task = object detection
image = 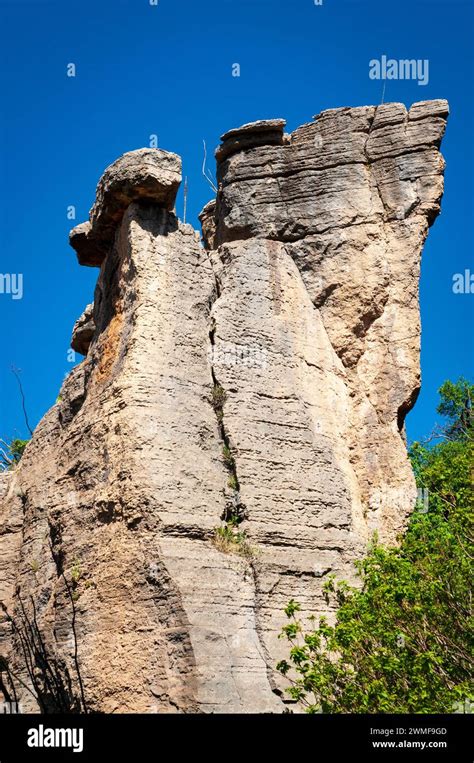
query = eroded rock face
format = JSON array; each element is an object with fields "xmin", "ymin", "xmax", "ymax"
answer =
[
  {"xmin": 0, "ymin": 101, "xmax": 448, "ymax": 713},
  {"xmin": 70, "ymin": 148, "xmax": 182, "ymax": 267},
  {"xmin": 198, "ymin": 199, "xmax": 217, "ymax": 250},
  {"xmin": 215, "ymin": 118, "xmax": 287, "ymax": 163},
  {"xmin": 71, "ymin": 303, "xmax": 95, "ymax": 356},
  {"xmin": 212, "ymin": 99, "xmax": 448, "ymax": 542}
]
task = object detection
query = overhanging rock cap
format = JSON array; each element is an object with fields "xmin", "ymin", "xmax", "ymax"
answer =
[
  {"xmin": 70, "ymin": 148, "xmax": 182, "ymax": 267},
  {"xmin": 216, "ymin": 119, "xmax": 286, "ymax": 163}
]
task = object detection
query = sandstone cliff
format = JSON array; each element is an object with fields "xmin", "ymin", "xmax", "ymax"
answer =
[{"xmin": 0, "ymin": 100, "xmax": 448, "ymax": 713}]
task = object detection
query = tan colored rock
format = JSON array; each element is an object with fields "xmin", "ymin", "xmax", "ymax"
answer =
[
  {"xmin": 198, "ymin": 199, "xmax": 217, "ymax": 250},
  {"xmin": 215, "ymin": 118, "xmax": 286, "ymax": 163},
  {"xmin": 0, "ymin": 102, "xmax": 448, "ymax": 713},
  {"xmin": 69, "ymin": 222, "xmax": 102, "ymax": 268},
  {"xmin": 408, "ymin": 98, "xmax": 450, "ymax": 121},
  {"xmin": 71, "ymin": 303, "xmax": 95, "ymax": 356},
  {"xmin": 215, "ymin": 100, "xmax": 447, "ymax": 545},
  {"xmin": 70, "ymin": 148, "xmax": 182, "ymax": 267}
]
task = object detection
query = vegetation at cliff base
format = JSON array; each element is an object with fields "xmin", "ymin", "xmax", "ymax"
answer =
[{"xmin": 277, "ymin": 378, "xmax": 473, "ymax": 713}]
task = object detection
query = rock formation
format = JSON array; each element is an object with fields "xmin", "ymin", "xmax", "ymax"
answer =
[
  {"xmin": 71, "ymin": 304, "xmax": 95, "ymax": 357},
  {"xmin": 0, "ymin": 100, "xmax": 448, "ymax": 713}
]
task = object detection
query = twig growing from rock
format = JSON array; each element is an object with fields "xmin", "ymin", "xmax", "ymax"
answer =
[{"xmin": 202, "ymin": 140, "xmax": 217, "ymax": 194}]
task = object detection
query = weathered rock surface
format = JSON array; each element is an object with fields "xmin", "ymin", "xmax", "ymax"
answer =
[
  {"xmin": 198, "ymin": 199, "xmax": 217, "ymax": 250},
  {"xmin": 0, "ymin": 101, "xmax": 448, "ymax": 713},
  {"xmin": 71, "ymin": 303, "xmax": 95, "ymax": 356},
  {"xmin": 70, "ymin": 148, "xmax": 182, "ymax": 267},
  {"xmin": 215, "ymin": 119, "xmax": 287, "ymax": 163}
]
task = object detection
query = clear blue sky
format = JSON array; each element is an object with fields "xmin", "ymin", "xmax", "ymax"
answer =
[{"xmin": 0, "ymin": 0, "xmax": 473, "ymax": 445}]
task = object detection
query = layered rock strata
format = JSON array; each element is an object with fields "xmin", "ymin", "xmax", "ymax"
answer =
[{"xmin": 0, "ymin": 100, "xmax": 448, "ymax": 713}]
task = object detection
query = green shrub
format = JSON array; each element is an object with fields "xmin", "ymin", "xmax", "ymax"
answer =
[
  {"xmin": 211, "ymin": 384, "xmax": 227, "ymax": 425},
  {"xmin": 223, "ymin": 444, "xmax": 235, "ymax": 470},
  {"xmin": 212, "ymin": 525, "xmax": 254, "ymax": 558},
  {"xmin": 227, "ymin": 474, "xmax": 238, "ymax": 491}
]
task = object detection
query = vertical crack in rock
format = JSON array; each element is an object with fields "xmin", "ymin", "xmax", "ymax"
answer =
[
  {"xmin": 208, "ymin": 257, "xmax": 246, "ymax": 526},
  {"xmin": 206, "ymin": 247, "xmax": 282, "ymax": 700},
  {"xmin": 248, "ymin": 559, "xmax": 286, "ymax": 698}
]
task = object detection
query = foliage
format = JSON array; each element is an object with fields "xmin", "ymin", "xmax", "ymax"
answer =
[
  {"xmin": 277, "ymin": 379, "xmax": 474, "ymax": 713},
  {"xmin": 227, "ymin": 474, "xmax": 238, "ymax": 491},
  {"xmin": 211, "ymin": 384, "xmax": 227, "ymax": 420},
  {"xmin": 212, "ymin": 524, "xmax": 254, "ymax": 558},
  {"xmin": 0, "ymin": 438, "xmax": 29, "ymax": 470},
  {"xmin": 223, "ymin": 444, "xmax": 235, "ymax": 470},
  {"xmin": 436, "ymin": 377, "xmax": 473, "ymax": 441},
  {"xmin": 71, "ymin": 561, "xmax": 82, "ymax": 586}
]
